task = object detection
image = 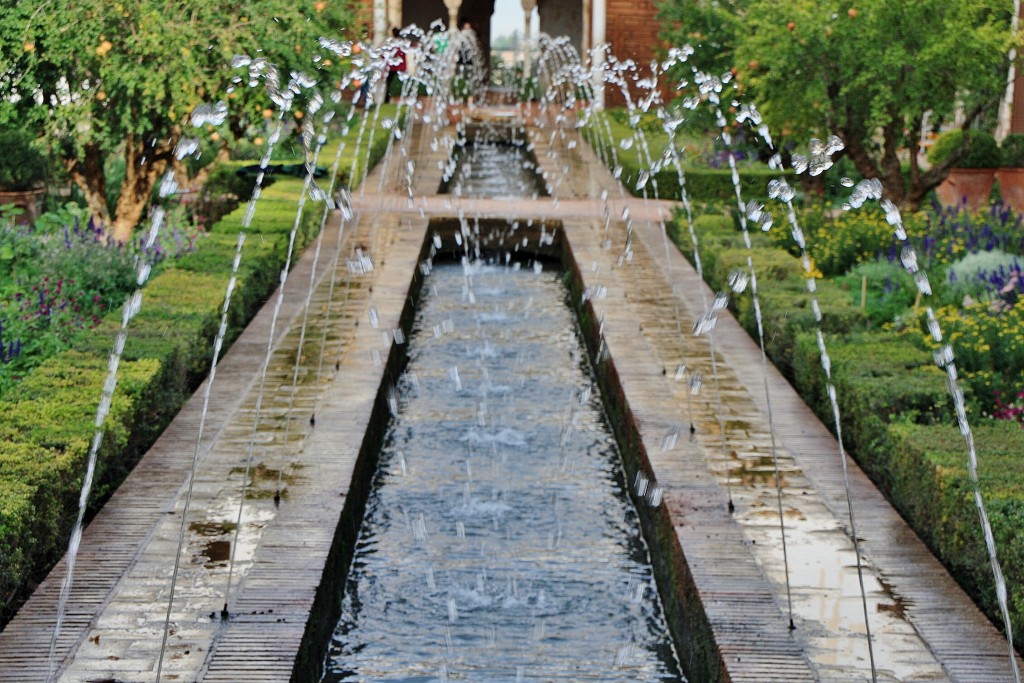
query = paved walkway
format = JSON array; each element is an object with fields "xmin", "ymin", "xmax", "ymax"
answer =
[{"xmin": 1, "ymin": 108, "xmax": 1021, "ymax": 682}]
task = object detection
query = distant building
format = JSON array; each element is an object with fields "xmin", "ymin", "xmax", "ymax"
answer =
[{"xmin": 355, "ymin": 0, "xmax": 664, "ymax": 106}]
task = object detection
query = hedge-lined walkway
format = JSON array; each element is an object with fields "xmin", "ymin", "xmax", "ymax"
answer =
[
  {"xmin": 625, "ymin": 209, "xmax": 1024, "ymax": 682},
  {"xmin": 536, "ymin": 122, "xmax": 1024, "ymax": 682},
  {"xmin": 2, "ymin": 108, "xmax": 1022, "ymax": 682},
  {"xmin": 0, "ymin": 200, "xmax": 428, "ymax": 681}
]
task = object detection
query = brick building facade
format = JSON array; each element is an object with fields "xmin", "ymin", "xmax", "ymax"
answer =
[{"xmin": 602, "ymin": 0, "xmax": 663, "ymax": 105}]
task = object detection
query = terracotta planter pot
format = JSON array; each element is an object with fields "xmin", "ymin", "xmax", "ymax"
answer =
[
  {"xmin": 934, "ymin": 168, "xmax": 996, "ymax": 212},
  {"xmin": 0, "ymin": 187, "xmax": 46, "ymax": 225},
  {"xmin": 995, "ymin": 167, "xmax": 1024, "ymax": 213}
]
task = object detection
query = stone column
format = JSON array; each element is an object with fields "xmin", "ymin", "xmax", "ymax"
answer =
[
  {"xmin": 582, "ymin": 0, "xmax": 591, "ymax": 55},
  {"xmin": 443, "ymin": 0, "xmax": 462, "ymax": 30},
  {"xmin": 590, "ymin": 0, "xmax": 606, "ymax": 110},
  {"xmin": 387, "ymin": 0, "xmax": 401, "ymax": 32},
  {"xmin": 373, "ymin": 0, "xmax": 387, "ymax": 45},
  {"xmin": 522, "ymin": 0, "xmax": 537, "ymax": 80}
]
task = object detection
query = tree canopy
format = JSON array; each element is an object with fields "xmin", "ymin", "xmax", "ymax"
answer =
[
  {"xmin": 0, "ymin": 0, "xmax": 352, "ymax": 241},
  {"xmin": 657, "ymin": 0, "xmax": 747, "ymax": 77},
  {"xmin": 658, "ymin": 0, "xmax": 1017, "ymax": 207}
]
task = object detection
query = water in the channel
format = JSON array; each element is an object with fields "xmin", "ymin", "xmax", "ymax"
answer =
[
  {"xmin": 442, "ymin": 141, "xmax": 549, "ymax": 199},
  {"xmin": 321, "ymin": 261, "xmax": 683, "ymax": 682}
]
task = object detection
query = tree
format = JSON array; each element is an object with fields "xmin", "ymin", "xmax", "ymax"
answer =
[
  {"xmin": 657, "ymin": 0, "xmax": 748, "ymax": 77},
  {"xmin": 492, "ymin": 31, "xmax": 521, "ymax": 52},
  {"xmin": 737, "ymin": 0, "xmax": 1014, "ymax": 208},
  {"xmin": 0, "ymin": 1, "xmax": 351, "ymax": 242},
  {"xmin": 656, "ymin": 0, "xmax": 1016, "ymax": 208}
]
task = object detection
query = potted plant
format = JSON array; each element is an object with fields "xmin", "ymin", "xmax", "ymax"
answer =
[
  {"xmin": 0, "ymin": 129, "xmax": 49, "ymax": 224},
  {"xmin": 997, "ymin": 133, "xmax": 1024, "ymax": 212},
  {"xmin": 931, "ymin": 129, "xmax": 1001, "ymax": 211}
]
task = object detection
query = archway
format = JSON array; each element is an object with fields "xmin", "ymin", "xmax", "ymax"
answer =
[
  {"xmin": 399, "ymin": 0, "xmax": 496, "ymax": 58},
  {"xmin": 374, "ymin": 0, "xmax": 662, "ymax": 106},
  {"xmin": 392, "ymin": 0, "xmax": 590, "ymax": 59}
]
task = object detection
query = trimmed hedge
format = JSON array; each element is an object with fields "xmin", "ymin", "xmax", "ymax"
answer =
[
  {"xmin": 0, "ymin": 354, "xmax": 162, "ymax": 602},
  {"xmin": 581, "ymin": 111, "xmax": 795, "ymax": 203},
  {"xmin": 887, "ymin": 422, "xmax": 1024, "ymax": 641},
  {"xmin": 0, "ymin": 119, "xmax": 397, "ymax": 625},
  {"xmin": 614, "ymin": 157, "xmax": 795, "ymax": 203},
  {"xmin": 675, "ymin": 211, "xmax": 1024, "ymax": 651},
  {"xmin": 674, "ymin": 214, "xmax": 871, "ymax": 379},
  {"xmin": 792, "ymin": 332, "xmax": 951, "ymax": 465}
]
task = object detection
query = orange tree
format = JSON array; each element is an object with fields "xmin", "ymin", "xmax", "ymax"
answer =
[
  {"xmin": 0, "ymin": 1, "xmax": 351, "ymax": 242},
  {"xmin": 738, "ymin": 0, "xmax": 1014, "ymax": 208},
  {"xmin": 657, "ymin": 0, "xmax": 1015, "ymax": 209}
]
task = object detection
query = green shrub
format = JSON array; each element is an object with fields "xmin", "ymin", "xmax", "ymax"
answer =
[
  {"xmin": 940, "ymin": 249, "xmax": 1021, "ymax": 307},
  {"xmin": 835, "ymin": 260, "xmax": 917, "ymax": 326},
  {"xmin": 1001, "ymin": 133, "xmax": 1024, "ymax": 168},
  {"xmin": 623, "ymin": 162, "xmax": 792, "ymax": 203},
  {"xmin": 679, "ymin": 174, "xmax": 1024, "ymax": 655},
  {"xmin": 733, "ymin": 278, "xmax": 869, "ymax": 379},
  {"xmin": 209, "ymin": 163, "xmax": 265, "ymax": 203},
  {"xmin": 693, "ymin": 214, "xmax": 734, "ymax": 233},
  {"xmin": 0, "ymin": 352, "xmax": 161, "ymax": 611},
  {"xmin": 928, "ymin": 130, "xmax": 965, "ymax": 166},
  {"xmin": 582, "ymin": 109, "xmax": 789, "ymax": 202},
  {"xmin": 887, "ymin": 420, "xmax": 1024, "ymax": 650},
  {"xmin": 767, "ymin": 208, "xmax": 899, "ymax": 278},
  {"xmin": 677, "ymin": 211, "xmax": 872, "ymax": 376},
  {"xmin": 792, "ymin": 331, "xmax": 950, "ymax": 473},
  {"xmin": 928, "ymin": 129, "xmax": 1001, "ymax": 169},
  {"xmin": 0, "ymin": 480, "xmax": 36, "ymax": 603},
  {"xmin": 924, "ymin": 300, "xmax": 1024, "ymax": 407},
  {"xmin": 947, "ymin": 248, "xmax": 1020, "ymax": 283},
  {"xmin": 0, "ymin": 129, "xmax": 48, "ymax": 191},
  {"xmin": 671, "ymin": 212, "xmax": 776, "ymax": 284},
  {"xmin": 962, "ymin": 130, "xmax": 1002, "ymax": 168}
]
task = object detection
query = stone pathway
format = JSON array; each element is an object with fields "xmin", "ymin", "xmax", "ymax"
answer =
[{"xmin": 1, "ymin": 107, "xmax": 1021, "ymax": 682}]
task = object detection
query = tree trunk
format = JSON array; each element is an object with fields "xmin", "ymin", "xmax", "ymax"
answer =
[
  {"xmin": 840, "ymin": 132, "xmax": 881, "ymax": 185},
  {"xmin": 109, "ymin": 134, "xmax": 169, "ymax": 244},
  {"xmin": 901, "ymin": 117, "xmax": 927, "ymax": 210},
  {"xmin": 171, "ymin": 139, "xmax": 229, "ymax": 204},
  {"xmin": 189, "ymin": 140, "xmax": 232, "ymax": 190},
  {"xmin": 172, "ymin": 157, "xmax": 191, "ymax": 193},
  {"xmin": 66, "ymin": 143, "xmax": 111, "ymax": 229},
  {"xmin": 799, "ymin": 171, "xmax": 827, "ymax": 200},
  {"xmin": 879, "ymin": 119, "xmax": 906, "ymax": 206}
]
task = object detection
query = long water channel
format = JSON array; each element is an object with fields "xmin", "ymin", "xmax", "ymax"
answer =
[{"xmin": 321, "ymin": 259, "xmax": 683, "ymax": 681}]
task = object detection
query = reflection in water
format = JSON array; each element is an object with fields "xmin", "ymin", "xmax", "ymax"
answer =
[{"xmin": 322, "ymin": 263, "xmax": 682, "ymax": 682}]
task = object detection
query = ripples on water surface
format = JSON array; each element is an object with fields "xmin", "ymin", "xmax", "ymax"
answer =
[
  {"xmin": 322, "ymin": 262, "xmax": 683, "ymax": 682},
  {"xmin": 443, "ymin": 142, "xmax": 548, "ymax": 199}
]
